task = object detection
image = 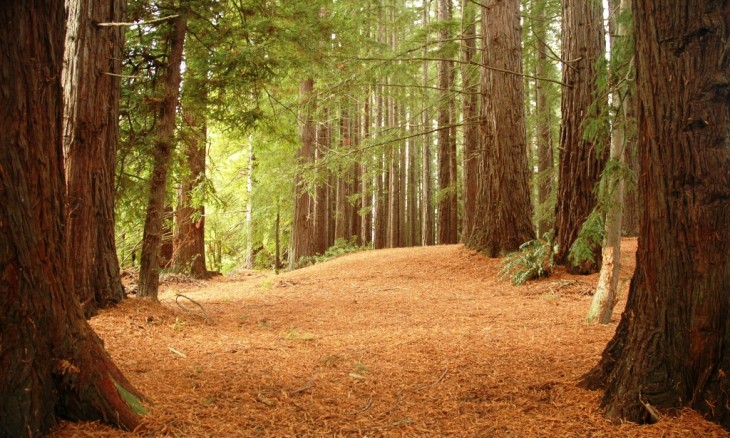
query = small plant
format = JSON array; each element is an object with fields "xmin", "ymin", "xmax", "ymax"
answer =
[
  {"xmin": 170, "ymin": 317, "xmax": 186, "ymax": 331},
  {"xmin": 259, "ymin": 279, "xmax": 274, "ymax": 290},
  {"xmin": 283, "ymin": 325, "xmax": 315, "ymax": 341},
  {"xmin": 500, "ymin": 231, "xmax": 557, "ymax": 285}
]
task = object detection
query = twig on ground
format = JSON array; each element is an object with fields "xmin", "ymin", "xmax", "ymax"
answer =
[
  {"xmin": 413, "ymin": 367, "xmax": 449, "ymax": 392},
  {"xmin": 175, "ymin": 293, "xmax": 210, "ymax": 323},
  {"xmin": 348, "ymin": 396, "xmax": 373, "ymax": 416}
]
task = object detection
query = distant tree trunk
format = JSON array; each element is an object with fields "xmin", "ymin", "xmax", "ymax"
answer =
[
  {"xmin": 172, "ymin": 41, "xmax": 208, "ymax": 279},
  {"xmin": 554, "ymin": 0, "xmax": 607, "ymax": 274},
  {"xmin": 533, "ymin": 0, "xmax": 555, "ymax": 238},
  {"xmin": 387, "ymin": 100, "xmax": 402, "ymax": 248},
  {"xmin": 335, "ymin": 106, "xmax": 350, "ymax": 241},
  {"xmin": 138, "ymin": 15, "xmax": 187, "ymax": 300},
  {"xmin": 580, "ymin": 0, "xmax": 730, "ymax": 426},
  {"xmin": 172, "ymin": 111, "xmax": 208, "ymax": 278},
  {"xmin": 314, "ymin": 109, "xmax": 331, "ymax": 254},
  {"xmin": 62, "ymin": 0, "xmax": 126, "ymax": 317},
  {"xmin": 467, "ymin": 0, "xmax": 535, "ymax": 256},
  {"xmin": 437, "ymin": 0, "xmax": 458, "ymax": 244},
  {"xmin": 0, "ymin": 2, "xmax": 146, "ymax": 434},
  {"xmin": 361, "ymin": 92, "xmax": 373, "ymax": 245},
  {"xmin": 289, "ymin": 78, "xmax": 317, "ymax": 266},
  {"xmin": 244, "ymin": 143, "xmax": 255, "ymax": 268},
  {"xmin": 460, "ymin": 0, "xmax": 480, "ymax": 242},
  {"xmin": 421, "ymin": 0, "xmax": 434, "ymax": 246},
  {"xmin": 586, "ymin": 0, "xmax": 630, "ymax": 324}
]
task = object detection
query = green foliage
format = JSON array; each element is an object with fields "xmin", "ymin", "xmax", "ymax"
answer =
[
  {"xmin": 567, "ymin": 209, "xmax": 605, "ymax": 268},
  {"xmin": 500, "ymin": 231, "xmax": 557, "ymax": 285},
  {"xmin": 296, "ymin": 236, "xmax": 368, "ymax": 269}
]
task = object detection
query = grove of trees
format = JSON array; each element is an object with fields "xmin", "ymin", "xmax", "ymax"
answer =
[{"xmin": 0, "ymin": 0, "xmax": 727, "ymax": 435}]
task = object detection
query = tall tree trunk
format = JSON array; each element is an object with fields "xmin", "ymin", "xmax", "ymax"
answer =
[
  {"xmin": 289, "ymin": 78, "xmax": 317, "ymax": 266},
  {"xmin": 554, "ymin": 0, "xmax": 607, "ymax": 274},
  {"xmin": 315, "ymin": 110, "xmax": 331, "ymax": 254},
  {"xmin": 436, "ymin": 0, "xmax": 457, "ymax": 244},
  {"xmin": 62, "ymin": 0, "xmax": 126, "ymax": 318},
  {"xmin": 622, "ymin": 93, "xmax": 639, "ymax": 237},
  {"xmin": 0, "ymin": 2, "xmax": 145, "ymax": 434},
  {"xmin": 172, "ymin": 111, "xmax": 208, "ymax": 278},
  {"xmin": 172, "ymin": 41, "xmax": 208, "ymax": 279},
  {"xmin": 361, "ymin": 92, "xmax": 373, "ymax": 245},
  {"xmin": 460, "ymin": 0, "xmax": 480, "ymax": 242},
  {"xmin": 467, "ymin": 0, "xmax": 535, "ymax": 256},
  {"xmin": 138, "ymin": 15, "xmax": 187, "ymax": 300},
  {"xmin": 580, "ymin": 0, "xmax": 730, "ymax": 426},
  {"xmin": 586, "ymin": 0, "xmax": 631, "ymax": 324},
  {"xmin": 533, "ymin": 0, "xmax": 555, "ymax": 238},
  {"xmin": 421, "ymin": 0, "xmax": 435, "ymax": 246},
  {"xmin": 244, "ymin": 143, "xmax": 255, "ymax": 268}
]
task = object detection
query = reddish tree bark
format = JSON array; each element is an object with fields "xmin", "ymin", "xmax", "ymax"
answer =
[
  {"xmin": 554, "ymin": 0, "xmax": 607, "ymax": 273},
  {"xmin": 467, "ymin": 0, "xmax": 535, "ymax": 256},
  {"xmin": 138, "ymin": 15, "xmax": 187, "ymax": 299},
  {"xmin": 62, "ymin": 0, "xmax": 126, "ymax": 317},
  {"xmin": 580, "ymin": 0, "xmax": 730, "ymax": 426},
  {"xmin": 0, "ymin": 2, "xmax": 145, "ymax": 435},
  {"xmin": 289, "ymin": 78, "xmax": 317, "ymax": 265}
]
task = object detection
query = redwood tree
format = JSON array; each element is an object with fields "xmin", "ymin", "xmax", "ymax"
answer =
[
  {"xmin": 289, "ymin": 78, "xmax": 317, "ymax": 266},
  {"xmin": 467, "ymin": 0, "xmax": 535, "ymax": 256},
  {"xmin": 581, "ymin": 0, "xmax": 730, "ymax": 426},
  {"xmin": 0, "ymin": 2, "xmax": 145, "ymax": 435},
  {"xmin": 553, "ymin": 0, "xmax": 607, "ymax": 273},
  {"xmin": 62, "ymin": 0, "xmax": 126, "ymax": 317},
  {"xmin": 138, "ymin": 14, "xmax": 187, "ymax": 300}
]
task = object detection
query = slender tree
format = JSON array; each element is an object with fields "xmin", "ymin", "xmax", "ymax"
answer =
[
  {"xmin": 460, "ymin": 0, "xmax": 480, "ymax": 242},
  {"xmin": 421, "ymin": 0, "xmax": 435, "ymax": 246},
  {"xmin": 138, "ymin": 14, "xmax": 187, "ymax": 300},
  {"xmin": 581, "ymin": 0, "xmax": 730, "ymax": 426},
  {"xmin": 0, "ymin": 2, "xmax": 146, "ymax": 434},
  {"xmin": 586, "ymin": 0, "xmax": 632, "ymax": 324},
  {"xmin": 436, "ymin": 0, "xmax": 458, "ymax": 244},
  {"xmin": 62, "ymin": 0, "xmax": 126, "ymax": 317},
  {"xmin": 467, "ymin": 0, "xmax": 535, "ymax": 256},
  {"xmin": 553, "ymin": 0, "xmax": 607, "ymax": 273}
]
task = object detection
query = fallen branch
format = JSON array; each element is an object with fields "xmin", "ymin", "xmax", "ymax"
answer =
[{"xmin": 175, "ymin": 294, "xmax": 210, "ymax": 323}]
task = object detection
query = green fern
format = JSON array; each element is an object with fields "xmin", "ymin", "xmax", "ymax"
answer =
[{"xmin": 500, "ymin": 231, "xmax": 557, "ymax": 285}]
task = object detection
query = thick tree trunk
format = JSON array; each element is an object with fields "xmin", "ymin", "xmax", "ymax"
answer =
[
  {"xmin": 0, "ymin": 2, "xmax": 145, "ymax": 435},
  {"xmin": 62, "ymin": 0, "xmax": 126, "ymax": 317},
  {"xmin": 138, "ymin": 15, "xmax": 187, "ymax": 300},
  {"xmin": 467, "ymin": 0, "xmax": 535, "ymax": 256},
  {"xmin": 289, "ymin": 78, "xmax": 317, "ymax": 266},
  {"xmin": 554, "ymin": 0, "xmax": 607, "ymax": 274},
  {"xmin": 580, "ymin": 0, "xmax": 730, "ymax": 427},
  {"xmin": 460, "ymin": 0, "xmax": 480, "ymax": 243}
]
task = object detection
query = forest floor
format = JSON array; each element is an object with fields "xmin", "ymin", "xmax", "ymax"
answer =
[{"xmin": 51, "ymin": 239, "xmax": 729, "ymax": 437}]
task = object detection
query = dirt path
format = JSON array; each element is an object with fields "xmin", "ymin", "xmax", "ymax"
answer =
[{"xmin": 52, "ymin": 240, "xmax": 728, "ymax": 437}]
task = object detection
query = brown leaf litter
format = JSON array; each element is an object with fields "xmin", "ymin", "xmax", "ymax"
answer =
[{"xmin": 50, "ymin": 239, "xmax": 729, "ymax": 437}]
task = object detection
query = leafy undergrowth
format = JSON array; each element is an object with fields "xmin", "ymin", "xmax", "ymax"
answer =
[{"xmin": 51, "ymin": 239, "xmax": 728, "ymax": 437}]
